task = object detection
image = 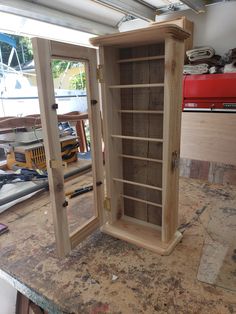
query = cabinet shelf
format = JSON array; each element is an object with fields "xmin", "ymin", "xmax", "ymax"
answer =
[
  {"xmin": 119, "ymin": 110, "xmax": 163, "ymax": 114},
  {"xmin": 121, "ymin": 194, "xmax": 162, "ymax": 208},
  {"xmin": 113, "ymin": 177, "xmax": 162, "ymax": 191},
  {"xmin": 119, "ymin": 154, "xmax": 162, "ymax": 163},
  {"xmin": 117, "ymin": 55, "xmax": 165, "ymax": 63},
  {"xmin": 111, "ymin": 135, "xmax": 163, "ymax": 142},
  {"xmin": 109, "ymin": 83, "xmax": 164, "ymax": 89}
]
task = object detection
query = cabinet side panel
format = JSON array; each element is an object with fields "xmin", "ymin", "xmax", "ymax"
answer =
[
  {"xmin": 99, "ymin": 46, "xmax": 123, "ymax": 223},
  {"xmin": 162, "ymin": 37, "xmax": 184, "ymax": 242}
]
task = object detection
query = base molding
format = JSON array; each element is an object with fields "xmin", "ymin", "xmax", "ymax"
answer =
[{"xmin": 101, "ymin": 218, "xmax": 182, "ymax": 256}]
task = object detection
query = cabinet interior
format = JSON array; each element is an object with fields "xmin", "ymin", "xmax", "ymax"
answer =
[{"xmin": 107, "ymin": 42, "xmax": 165, "ymax": 228}]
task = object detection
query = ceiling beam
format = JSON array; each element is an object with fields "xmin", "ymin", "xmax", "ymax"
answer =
[
  {"xmin": 92, "ymin": 0, "xmax": 155, "ymax": 21},
  {"xmin": 0, "ymin": 0, "xmax": 117, "ymax": 35},
  {"xmin": 181, "ymin": 0, "xmax": 206, "ymax": 13}
]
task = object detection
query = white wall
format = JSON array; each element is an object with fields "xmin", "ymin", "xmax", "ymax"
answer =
[
  {"xmin": 120, "ymin": 2, "xmax": 236, "ymax": 56},
  {"xmin": 0, "ymin": 278, "xmax": 17, "ymax": 314}
]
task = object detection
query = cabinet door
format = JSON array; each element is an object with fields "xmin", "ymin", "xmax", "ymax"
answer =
[{"xmin": 32, "ymin": 38, "xmax": 103, "ymax": 257}]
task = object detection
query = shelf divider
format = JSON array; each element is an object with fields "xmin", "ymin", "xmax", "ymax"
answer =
[
  {"xmin": 117, "ymin": 55, "xmax": 165, "ymax": 63},
  {"xmin": 109, "ymin": 83, "xmax": 164, "ymax": 89},
  {"xmin": 111, "ymin": 134, "xmax": 163, "ymax": 142},
  {"xmin": 113, "ymin": 177, "xmax": 162, "ymax": 191},
  {"xmin": 119, "ymin": 154, "xmax": 162, "ymax": 163},
  {"xmin": 118, "ymin": 110, "xmax": 163, "ymax": 114},
  {"xmin": 121, "ymin": 194, "xmax": 162, "ymax": 208}
]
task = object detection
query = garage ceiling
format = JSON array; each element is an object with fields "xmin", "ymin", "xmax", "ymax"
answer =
[{"xmin": 0, "ymin": 0, "xmax": 228, "ymax": 36}]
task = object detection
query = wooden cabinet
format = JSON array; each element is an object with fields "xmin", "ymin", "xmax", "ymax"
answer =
[
  {"xmin": 91, "ymin": 25, "xmax": 189, "ymax": 255},
  {"xmin": 32, "ymin": 25, "xmax": 189, "ymax": 257}
]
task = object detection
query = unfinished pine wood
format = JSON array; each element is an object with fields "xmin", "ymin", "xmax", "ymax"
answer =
[
  {"xmin": 92, "ymin": 25, "xmax": 189, "ymax": 254},
  {"xmin": 101, "ymin": 218, "xmax": 182, "ymax": 255},
  {"xmin": 32, "ymin": 39, "xmax": 104, "ymax": 256},
  {"xmin": 117, "ymin": 55, "xmax": 165, "ymax": 63},
  {"xmin": 90, "ymin": 24, "xmax": 189, "ymax": 47},
  {"xmin": 99, "ymin": 46, "xmax": 124, "ymax": 223},
  {"xmin": 146, "ymin": 43, "xmax": 164, "ymax": 225},
  {"xmin": 151, "ymin": 16, "xmax": 194, "ymax": 60},
  {"xmin": 181, "ymin": 112, "xmax": 236, "ymax": 166},
  {"xmin": 119, "ymin": 110, "xmax": 163, "ymax": 114},
  {"xmin": 84, "ymin": 55, "xmax": 104, "ymax": 227},
  {"xmin": 120, "ymin": 46, "xmax": 148, "ymax": 221},
  {"xmin": 32, "ymin": 38, "xmax": 71, "ymax": 257},
  {"xmin": 111, "ymin": 134, "xmax": 163, "ymax": 142},
  {"xmin": 109, "ymin": 83, "xmax": 164, "ymax": 89},
  {"xmin": 113, "ymin": 178, "xmax": 162, "ymax": 191},
  {"xmin": 70, "ymin": 217, "xmax": 99, "ymax": 249},
  {"xmin": 162, "ymin": 37, "xmax": 185, "ymax": 243},
  {"xmin": 121, "ymin": 194, "xmax": 162, "ymax": 208},
  {"xmin": 119, "ymin": 154, "xmax": 162, "ymax": 163}
]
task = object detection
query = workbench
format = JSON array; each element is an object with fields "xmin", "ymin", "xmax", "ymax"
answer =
[{"xmin": 0, "ymin": 171, "xmax": 236, "ymax": 313}]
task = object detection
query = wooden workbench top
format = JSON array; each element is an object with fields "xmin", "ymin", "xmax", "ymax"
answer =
[{"xmin": 0, "ymin": 174, "xmax": 236, "ymax": 314}]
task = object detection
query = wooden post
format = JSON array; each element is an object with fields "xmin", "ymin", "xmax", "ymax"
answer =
[
  {"xmin": 32, "ymin": 38, "xmax": 71, "ymax": 257},
  {"xmin": 162, "ymin": 36, "xmax": 185, "ymax": 243}
]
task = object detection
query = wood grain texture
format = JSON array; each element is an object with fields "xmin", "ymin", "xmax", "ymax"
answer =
[
  {"xmin": 32, "ymin": 38, "xmax": 71, "ymax": 257},
  {"xmin": 93, "ymin": 27, "xmax": 187, "ymax": 254},
  {"xmin": 84, "ymin": 53, "xmax": 104, "ymax": 227},
  {"xmin": 162, "ymin": 37, "xmax": 185, "ymax": 243},
  {"xmin": 152, "ymin": 17, "xmax": 194, "ymax": 60},
  {"xmin": 117, "ymin": 55, "xmax": 164, "ymax": 63},
  {"xmin": 32, "ymin": 39, "xmax": 104, "ymax": 256},
  {"xmin": 1, "ymin": 176, "xmax": 236, "ymax": 313},
  {"xmin": 146, "ymin": 43, "xmax": 164, "ymax": 225},
  {"xmin": 90, "ymin": 24, "xmax": 189, "ymax": 47},
  {"xmin": 99, "ymin": 46, "xmax": 124, "ymax": 223},
  {"xmin": 181, "ymin": 113, "xmax": 236, "ymax": 166},
  {"xmin": 101, "ymin": 218, "xmax": 182, "ymax": 255},
  {"xmin": 120, "ymin": 44, "xmax": 164, "ymax": 223}
]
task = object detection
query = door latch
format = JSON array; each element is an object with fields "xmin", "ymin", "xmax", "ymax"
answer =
[{"xmin": 104, "ymin": 197, "xmax": 111, "ymax": 211}]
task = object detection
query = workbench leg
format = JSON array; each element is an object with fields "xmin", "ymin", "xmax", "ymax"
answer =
[{"xmin": 16, "ymin": 291, "xmax": 48, "ymax": 314}]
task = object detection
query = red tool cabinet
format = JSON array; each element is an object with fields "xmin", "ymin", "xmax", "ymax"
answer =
[{"xmin": 182, "ymin": 73, "xmax": 236, "ymax": 112}]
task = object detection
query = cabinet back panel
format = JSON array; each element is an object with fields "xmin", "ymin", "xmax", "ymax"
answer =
[
  {"xmin": 119, "ymin": 43, "xmax": 164, "ymax": 225},
  {"xmin": 120, "ymin": 88, "xmax": 164, "ymax": 111},
  {"xmin": 119, "ymin": 43, "xmax": 164, "ymax": 59},
  {"xmin": 122, "ymin": 140, "xmax": 162, "ymax": 160},
  {"xmin": 122, "ymin": 160, "xmax": 162, "ymax": 187},
  {"xmin": 121, "ymin": 112, "xmax": 163, "ymax": 138},
  {"xmin": 120, "ymin": 60, "xmax": 164, "ymax": 85},
  {"xmin": 123, "ymin": 184, "xmax": 162, "ymax": 225}
]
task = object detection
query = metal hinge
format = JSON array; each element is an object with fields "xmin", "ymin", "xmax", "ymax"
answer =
[
  {"xmin": 104, "ymin": 197, "xmax": 111, "ymax": 211},
  {"xmin": 49, "ymin": 159, "xmax": 62, "ymax": 169},
  {"xmin": 96, "ymin": 64, "xmax": 104, "ymax": 83}
]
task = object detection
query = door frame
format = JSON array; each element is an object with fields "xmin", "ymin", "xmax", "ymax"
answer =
[{"xmin": 32, "ymin": 38, "xmax": 104, "ymax": 257}]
